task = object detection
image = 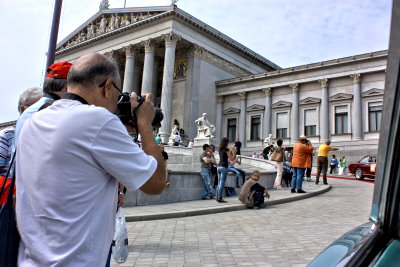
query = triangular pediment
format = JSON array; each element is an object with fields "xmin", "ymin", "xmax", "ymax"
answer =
[
  {"xmin": 362, "ymin": 88, "xmax": 384, "ymax": 98},
  {"xmin": 56, "ymin": 8, "xmax": 169, "ymax": 51},
  {"xmin": 272, "ymin": 101, "xmax": 292, "ymax": 109},
  {"xmin": 223, "ymin": 107, "xmax": 240, "ymax": 115},
  {"xmin": 329, "ymin": 93, "xmax": 353, "ymax": 102},
  {"xmin": 299, "ymin": 97, "xmax": 321, "ymax": 105},
  {"xmin": 246, "ymin": 104, "xmax": 265, "ymax": 112}
]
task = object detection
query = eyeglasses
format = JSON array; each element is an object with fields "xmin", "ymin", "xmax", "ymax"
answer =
[{"xmin": 98, "ymin": 79, "xmax": 122, "ymax": 95}]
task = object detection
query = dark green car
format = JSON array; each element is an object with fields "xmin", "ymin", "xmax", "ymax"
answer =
[{"xmin": 309, "ymin": 1, "xmax": 400, "ymax": 266}]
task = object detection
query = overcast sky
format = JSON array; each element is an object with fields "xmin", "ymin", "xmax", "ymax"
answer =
[{"xmin": 0, "ymin": 0, "xmax": 392, "ymax": 123}]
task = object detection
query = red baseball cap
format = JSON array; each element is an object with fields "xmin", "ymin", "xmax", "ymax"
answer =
[{"xmin": 47, "ymin": 61, "xmax": 73, "ymax": 79}]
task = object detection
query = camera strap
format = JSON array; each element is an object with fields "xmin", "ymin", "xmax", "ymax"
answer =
[
  {"xmin": 44, "ymin": 92, "xmax": 61, "ymax": 100},
  {"xmin": 62, "ymin": 93, "xmax": 89, "ymax": 105},
  {"xmin": 131, "ymin": 98, "xmax": 145, "ymax": 134}
]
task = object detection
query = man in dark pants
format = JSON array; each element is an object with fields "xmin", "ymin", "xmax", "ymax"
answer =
[{"xmin": 315, "ymin": 140, "xmax": 339, "ymax": 185}]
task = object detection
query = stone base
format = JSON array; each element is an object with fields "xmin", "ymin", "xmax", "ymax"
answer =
[{"xmin": 193, "ymin": 137, "xmax": 216, "ymax": 147}]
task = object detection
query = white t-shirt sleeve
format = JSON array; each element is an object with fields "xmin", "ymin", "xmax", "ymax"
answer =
[{"xmin": 91, "ymin": 117, "xmax": 157, "ymax": 192}]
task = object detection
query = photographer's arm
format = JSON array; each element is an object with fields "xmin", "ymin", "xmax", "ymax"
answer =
[{"xmin": 134, "ymin": 94, "xmax": 167, "ymax": 195}]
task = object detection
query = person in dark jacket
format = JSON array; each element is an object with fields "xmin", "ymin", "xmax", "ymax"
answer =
[{"xmin": 238, "ymin": 171, "xmax": 270, "ymax": 209}]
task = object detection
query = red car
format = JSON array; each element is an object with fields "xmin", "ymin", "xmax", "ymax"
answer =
[{"xmin": 348, "ymin": 155, "xmax": 377, "ymax": 180}]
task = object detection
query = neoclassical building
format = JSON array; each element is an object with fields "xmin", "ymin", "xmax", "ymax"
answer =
[
  {"xmin": 54, "ymin": 4, "xmax": 279, "ymax": 143},
  {"xmin": 4, "ymin": 2, "xmax": 382, "ymax": 160},
  {"xmin": 216, "ymin": 51, "xmax": 386, "ymax": 157}
]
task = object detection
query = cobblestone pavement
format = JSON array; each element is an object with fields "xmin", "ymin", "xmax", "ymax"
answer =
[{"xmin": 111, "ymin": 178, "xmax": 374, "ymax": 267}]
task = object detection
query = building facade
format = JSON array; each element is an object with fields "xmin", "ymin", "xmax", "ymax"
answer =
[
  {"xmin": 54, "ymin": 4, "xmax": 279, "ymax": 143},
  {"xmin": 51, "ymin": 4, "xmax": 386, "ymax": 160},
  {"xmin": 216, "ymin": 51, "xmax": 386, "ymax": 158}
]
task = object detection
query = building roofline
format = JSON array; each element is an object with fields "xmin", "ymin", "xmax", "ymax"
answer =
[
  {"xmin": 55, "ymin": 5, "xmax": 280, "ymax": 71},
  {"xmin": 216, "ymin": 50, "xmax": 388, "ymax": 86}
]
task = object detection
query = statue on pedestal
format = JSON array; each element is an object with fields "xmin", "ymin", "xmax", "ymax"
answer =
[
  {"xmin": 195, "ymin": 113, "xmax": 215, "ymax": 139},
  {"xmin": 264, "ymin": 133, "xmax": 274, "ymax": 146}
]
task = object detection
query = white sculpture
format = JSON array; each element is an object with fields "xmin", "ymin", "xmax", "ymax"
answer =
[
  {"xmin": 195, "ymin": 113, "xmax": 215, "ymax": 139},
  {"xmin": 99, "ymin": 15, "xmax": 107, "ymax": 34},
  {"xmin": 264, "ymin": 133, "xmax": 274, "ymax": 145}
]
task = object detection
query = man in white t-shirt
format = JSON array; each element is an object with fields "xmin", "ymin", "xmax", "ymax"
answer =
[{"xmin": 15, "ymin": 53, "xmax": 167, "ymax": 266}]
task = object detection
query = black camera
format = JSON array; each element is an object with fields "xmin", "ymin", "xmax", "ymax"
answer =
[{"xmin": 116, "ymin": 92, "xmax": 163, "ymax": 129}]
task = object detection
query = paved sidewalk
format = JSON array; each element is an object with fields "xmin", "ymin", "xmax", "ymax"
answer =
[{"xmin": 123, "ymin": 181, "xmax": 331, "ymax": 222}]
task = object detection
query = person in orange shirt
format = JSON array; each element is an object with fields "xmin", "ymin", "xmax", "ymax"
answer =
[{"xmin": 291, "ymin": 135, "xmax": 314, "ymax": 193}]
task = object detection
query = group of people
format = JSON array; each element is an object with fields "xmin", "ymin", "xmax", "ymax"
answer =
[
  {"xmin": 0, "ymin": 54, "xmax": 168, "ymax": 266},
  {"xmin": 199, "ymin": 137, "xmax": 269, "ymax": 208},
  {"xmin": 270, "ymin": 136, "xmax": 340, "ymax": 193}
]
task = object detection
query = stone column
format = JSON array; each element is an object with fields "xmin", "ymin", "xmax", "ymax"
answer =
[
  {"xmin": 238, "ymin": 92, "xmax": 247, "ymax": 146},
  {"xmin": 141, "ymin": 39, "xmax": 155, "ymax": 95},
  {"xmin": 215, "ymin": 96, "xmax": 224, "ymax": 143},
  {"xmin": 159, "ymin": 33, "xmax": 181, "ymax": 144},
  {"xmin": 290, "ymin": 83, "xmax": 299, "ymax": 143},
  {"xmin": 262, "ymin": 88, "xmax": 272, "ymax": 139},
  {"xmin": 350, "ymin": 73, "xmax": 362, "ymax": 140},
  {"xmin": 122, "ymin": 46, "xmax": 136, "ymax": 93},
  {"xmin": 318, "ymin": 79, "xmax": 329, "ymax": 141}
]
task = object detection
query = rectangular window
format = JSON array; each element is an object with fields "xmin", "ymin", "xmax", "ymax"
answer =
[
  {"xmin": 250, "ymin": 116, "xmax": 261, "ymax": 140},
  {"xmin": 369, "ymin": 102, "xmax": 383, "ymax": 132},
  {"xmin": 304, "ymin": 109, "xmax": 317, "ymax": 136},
  {"xmin": 227, "ymin": 118, "xmax": 236, "ymax": 142},
  {"xmin": 276, "ymin": 112, "xmax": 288, "ymax": 138},
  {"xmin": 335, "ymin": 105, "xmax": 348, "ymax": 134}
]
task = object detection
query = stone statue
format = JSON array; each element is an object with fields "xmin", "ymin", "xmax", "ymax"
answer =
[
  {"xmin": 99, "ymin": 15, "xmax": 107, "ymax": 34},
  {"xmin": 114, "ymin": 14, "xmax": 120, "ymax": 29},
  {"xmin": 99, "ymin": 0, "xmax": 109, "ymax": 10},
  {"xmin": 130, "ymin": 13, "xmax": 137, "ymax": 23},
  {"xmin": 171, "ymin": 0, "xmax": 179, "ymax": 6},
  {"xmin": 109, "ymin": 14, "xmax": 115, "ymax": 31},
  {"xmin": 264, "ymin": 134, "xmax": 274, "ymax": 146},
  {"xmin": 87, "ymin": 23, "xmax": 96, "ymax": 39},
  {"xmin": 121, "ymin": 14, "xmax": 130, "ymax": 26},
  {"xmin": 195, "ymin": 113, "xmax": 215, "ymax": 139}
]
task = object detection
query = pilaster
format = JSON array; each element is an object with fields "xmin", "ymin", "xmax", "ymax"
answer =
[
  {"xmin": 290, "ymin": 83, "xmax": 299, "ymax": 143},
  {"xmin": 318, "ymin": 79, "xmax": 329, "ymax": 141},
  {"xmin": 350, "ymin": 74, "xmax": 362, "ymax": 140},
  {"xmin": 238, "ymin": 92, "xmax": 247, "ymax": 146}
]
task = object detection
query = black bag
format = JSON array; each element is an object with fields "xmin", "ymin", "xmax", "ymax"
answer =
[
  {"xmin": 224, "ymin": 186, "xmax": 236, "ymax": 197},
  {"xmin": 0, "ymin": 154, "xmax": 20, "ymax": 267}
]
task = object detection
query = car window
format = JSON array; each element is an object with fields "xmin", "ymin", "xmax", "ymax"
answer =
[
  {"xmin": 370, "ymin": 156, "xmax": 377, "ymax": 163},
  {"xmin": 360, "ymin": 157, "xmax": 369, "ymax": 164}
]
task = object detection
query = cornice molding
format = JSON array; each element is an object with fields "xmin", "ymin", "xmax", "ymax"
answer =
[
  {"xmin": 362, "ymin": 88, "xmax": 384, "ymax": 98},
  {"xmin": 223, "ymin": 107, "xmax": 240, "ymax": 115},
  {"xmin": 246, "ymin": 104, "xmax": 265, "ymax": 112},
  {"xmin": 188, "ymin": 45, "xmax": 251, "ymax": 77},
  {"xmin": 329, "ymin": 93, "xmax": 353, "ymax": 102},
  {"xmin": 272, "ymin": 100, "xmax": 292, "ymax": 109},
  {"xmin": 299, "ymin": 97, "xmax": 321, "ymax": 105}
]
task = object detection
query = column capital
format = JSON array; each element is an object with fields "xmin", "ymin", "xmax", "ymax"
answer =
[
  {"xmin": 262, "ymin": 87, "xmax": 272, "ymax": 96},
  {"xmin": 318, "ymin": 78, "xmax": 328, "ymax": 88},
  {"xmin": 124, "ymin": 45, "xmax": 136, "ymax": 57},
  {"xmin": 217, "ymin": 96, "xmax": 224, "ymax": 103},
  {"xmin": 238, "ymin": 92, "xmax": 247, "ymax": 100},
  {"xmin": 141, "ymin": 39, "xmax": 155, "ymax": 53},
  {"xmin": 290, "ymin": 83, "xmax": 299, "ymax": 92},
  {"xmin": 350, "ymin": 73, "xmax": 361, "ymax": 83},
  {"xmin": 163, "ymin": 33, "xmax": 181, "ymax": 47},
  {"xmin": 104, "ymin": 50, "xmax": 115, "ymax": 60}
]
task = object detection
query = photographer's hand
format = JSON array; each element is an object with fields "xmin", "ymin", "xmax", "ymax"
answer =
[{"xmin": 130, "ymin": 93, "xmax": 167, "ymax": 195}]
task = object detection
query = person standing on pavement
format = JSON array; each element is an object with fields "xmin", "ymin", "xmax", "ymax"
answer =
[
  {"xmin": 338, "ymin": 155, "xmax": 347, "ymax": 175},
  {"xmin": 210, "ymin": 144, "xmax": 219, "ymax": 188},
  {"xmin": 330, "ymin": 154, "xmax": 339, "ymax": 174},
  {"xmin": 315, "ymin": 140, "xmax": 339, "ymax": 184},
  {"xmin": 234, "ymin": 137, "xmax": 242, "ymax": 155},
  {"xmin": 199, "ymin": 144, "xmax": 216, "ymax": 200},
  {"xmin": 14, "ymin": 61, "xmax": 73, "ymax": 144},
  {"xmin": 273, "ymin": 139, "xmax": 285, "ymax": 189},
  {"xmin": 217, "ymin": 137, "xmax": 236, "ymax": 203},
  {"xmin": 291, "ymin": 135, "xmax": 314, "ymax": 193},
  {"xmin": 15, "ymin": 53, "xmax": 167, "ymax": 266}
]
